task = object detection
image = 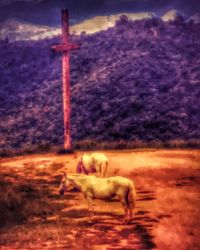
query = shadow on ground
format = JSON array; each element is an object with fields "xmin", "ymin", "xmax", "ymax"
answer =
[
  {"xmin": 0, "ymin": 160, "xmax": 159, "ymax": 249},
  {"xmin": 1, "ymin": 154, "xmax": 200, "ymax": 249}
]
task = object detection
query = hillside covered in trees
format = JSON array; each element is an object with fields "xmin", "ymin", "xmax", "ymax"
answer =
[{"xmin": 0, "ymin": 16, "xmax": 200, "ymax": 152}]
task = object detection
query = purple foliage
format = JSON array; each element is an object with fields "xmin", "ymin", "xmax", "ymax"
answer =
[{"xmin": 0, "ymin": 16, "xmax": 200, "ymax": 150}]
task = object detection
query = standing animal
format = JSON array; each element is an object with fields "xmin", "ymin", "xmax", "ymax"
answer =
[
  {"xmin": 59, "ymin": 173, "xmax": 136, "ymax": 223},
  {"xmin": 76, "ymin": 153, "xmax": 108, "ymax": 177}
]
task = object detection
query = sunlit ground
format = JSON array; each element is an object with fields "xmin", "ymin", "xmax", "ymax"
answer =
[{"xmin": 0, "ymin": 149, "xmax": 200, "ymax": 250}]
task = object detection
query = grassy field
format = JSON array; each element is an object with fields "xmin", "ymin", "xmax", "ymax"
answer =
[{"xmin": 0, "ymin": 149, "xmax": 200, "ymax": 250}]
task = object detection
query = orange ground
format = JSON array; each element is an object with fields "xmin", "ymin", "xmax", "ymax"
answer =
[{"xmin": 0, "ymin": 149, "xmax": 200, "ymax": 250}]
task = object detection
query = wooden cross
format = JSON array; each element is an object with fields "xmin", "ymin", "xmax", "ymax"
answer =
[{"xmin": 51, "ymin": 9, "xmax": 78, "ymax": 150}]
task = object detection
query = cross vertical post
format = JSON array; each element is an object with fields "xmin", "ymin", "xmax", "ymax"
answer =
[{"xmin": 51, "ymin": 9, "xmax": 78, "ymax": 151}]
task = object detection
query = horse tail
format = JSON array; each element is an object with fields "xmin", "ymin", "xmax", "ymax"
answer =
[{"xmin": 127, "ymin": 182, "xmax": 136, "ymax": 212}]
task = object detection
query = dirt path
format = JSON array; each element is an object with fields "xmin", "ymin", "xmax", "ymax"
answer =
[{"xmin": 0, "ymin": 149, "xmax": 200, "ymax": 249}]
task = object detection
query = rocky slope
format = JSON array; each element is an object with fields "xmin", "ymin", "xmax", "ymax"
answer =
[{"xmin": 0, "ymin": 15, "xmax": 200, "ymax": 151}]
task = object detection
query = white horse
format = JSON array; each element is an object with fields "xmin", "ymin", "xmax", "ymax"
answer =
[
  {"xmin": 59, "ymin": 173, "xmax": 136, "ymax": 223},
  {"xmin": 76, "ymin": 153, "xmax": 108, "ymax": 177}
]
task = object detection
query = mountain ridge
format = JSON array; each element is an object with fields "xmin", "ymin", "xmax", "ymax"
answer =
[{"xmin": 1, "ymin": 10, "xmax": 197, "ymax": 42}]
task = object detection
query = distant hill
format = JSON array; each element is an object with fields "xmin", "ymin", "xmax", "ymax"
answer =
[
  {"xmin": 161, "ymin": 9, "xmax": 184, "ymax": 21},
  {"xmin": 0, "ymin": 10, "xmax": 189, "ymax": 42},
  {"xmin": 0, "ymin": 15, "xmax": 200, "ymax": 152},
  {"xmin": 71, "ymin": 12, "xmax": 155, "ymax": 34},
  {"xmin": 0, "ymin": 12, "xmax": 155, "ymax": 41},
  {"xmin": 0, "ymin": 19, "xmax": 60, "ymax": 41}
]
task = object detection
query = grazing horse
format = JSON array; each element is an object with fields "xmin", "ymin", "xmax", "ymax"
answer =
[
  {"xmin": 59, "ymin": 173, "xmax": 136, "ymax": 223},
  {"xmin": 76, "ymin": 153, "xmax": 108, "ymax": 177}
]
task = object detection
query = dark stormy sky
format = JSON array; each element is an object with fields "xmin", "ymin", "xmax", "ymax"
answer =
[{"xmin": 0, "ymin": 0, "xmax": 199, "ymax": 26}]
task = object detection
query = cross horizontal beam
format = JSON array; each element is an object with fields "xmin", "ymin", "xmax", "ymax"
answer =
[{"xmin": 51, "ymin": 44, "xmax": 79, "ymax": 52}]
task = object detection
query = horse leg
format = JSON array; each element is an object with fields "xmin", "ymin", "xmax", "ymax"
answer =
[
  {"xmin": 85, "ymin": 192, "xmax": 94, "ymax": 221},
  {"xmin": 121, "ymin": 200, "xmax": 129, "ymax": 224},
  {"xmin": 128, "ymin": 200, "xmax": 135, "ymax": 222},
  {"xmin": 67, "ymin": 182, "xmax": 75, "ymax": 191},
  {"xmin": 87, "ymin": 197, "xmax": 94, "ymax": 213},
  {"xmin": 117, "ymin": 193, "xmax": 129, "ymax": 223},
  {"xmin": 102, "ymin": 161, "xmax": 108, "ymax": 177},
  {"xmin": 99, "ymin": 162, "xmax": 107, "ymax": 177},
  {"xmin": 76, "ymin": 160, "xmax": 83, "ymax": 173},
  {"xmin": 99, "ymin": 163, "xmax": 103, "ymax": 177},
  {"xmin": 95, "ymin": 163, "xmax": 102, "ymax": 177},
  {"xmin": 127, "ymin": 205, "xmax": 133, "ymax": 223},
  {"xmin": 100, "ymin": 162, "xmax": 106, "ymax": 177}
]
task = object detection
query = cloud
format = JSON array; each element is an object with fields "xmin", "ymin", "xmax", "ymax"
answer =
[
  {"xmin": 0, "ymin": 0, "xmax": 199, "ymax": 26},
  {"xmin": 0, "ymin": 0, "xmax": 43, "ymax": 7}
]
